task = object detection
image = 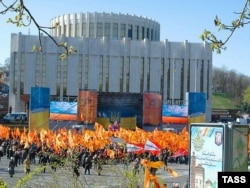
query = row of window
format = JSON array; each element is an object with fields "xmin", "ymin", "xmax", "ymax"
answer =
[
  {"xmin": 14, "ymin": 53, "xmax": 209, "ymax": 104},
  {"xmin": 53, "ymin": 22, "xmax": 159, "ymax": 41}
]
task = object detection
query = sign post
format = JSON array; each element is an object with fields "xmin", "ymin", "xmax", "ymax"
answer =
[{"xmin": 189, "ymin": 123, "xmax": 249, "ymax": 188}]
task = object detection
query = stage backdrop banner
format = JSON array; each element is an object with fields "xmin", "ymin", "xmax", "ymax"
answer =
[
  {"xmin": 143, "ymin": 92, "xmax": 162, "ymax": 126},
  {"xmin": 97, "ymin": 92, "xmax": 143, "ymax": 127},
  {"xmin": 188, "ymin": 92, "xmax": 206, "ymax": 115},
  {"xmin": 161, "ymin": 104, "xmax": 188, "ymax": 124},
  {"xmin": 188, "ymin": 114, "xmax": 206, "ymax": 125},
  {"xmin": 50, "ymin": 101, "xmax": 77, "ymax": 121},
  {"xmin": 29, "ymin": 87, "xmax": 50, "ymax": 132},
  {"xmin": 77, "ymin": 89, "xmax": 97, "ymax": 124}
]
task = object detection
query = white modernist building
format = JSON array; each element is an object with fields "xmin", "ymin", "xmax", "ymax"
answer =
[{"xmin": 9, "ymin": 12, "xmax": 212, "ymax": 121}]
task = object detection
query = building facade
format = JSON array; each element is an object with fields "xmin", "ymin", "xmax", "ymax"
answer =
[
  {"xmin": 50, "ymin": 12, "xmax": 160, "ymax": 41},
  {"xmin": 9, "ymin": 12, "xmax": 212, "ymax": 121}
]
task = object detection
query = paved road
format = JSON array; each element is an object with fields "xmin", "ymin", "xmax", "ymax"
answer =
[{"xmin": 0, "ymin": 156, "xmax": 189, "ymax": 188}]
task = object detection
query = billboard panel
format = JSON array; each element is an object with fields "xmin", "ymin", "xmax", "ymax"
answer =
[
  {"xmin": 30, "ymin": 110, "xmax": 50, "ymax": 132},
  {"xmin": 231, "ymin": 125, "xmax": 249, "ymax": 171},
  {"xmin": 143, "ymin": 92, "xmax": 162, "ymax": 125},
  {"xmin": 77, "ymin": 90, "xmax": 97, "ymax": 124},
  {"xmin": 189, "ymin": 123, "xmax": 226, "ymax": 188},
  {"xmin": 162, "ymin": 116, "xmax": 188, "ymax": 124},
  {"xmin": 162, "ymin": 104, "xmax": 188, "ymax": 117},
  {"xmin": 188, "ymin": 114, "xmax": 206, "ymax": 125},
  {"xmin": 97, "ymin": 92, "xmax": 143, "ymax": 127},
  {"xmin": 29, "ymin": 87, "xmax": 50, "ymax": 131},
  {"xmin": 162, "ymin": 104, "xmax": 188, "ymax": 124},
  {"xmin": 30, "ymin": 87, "xmax": 50, "ymax": 111},
  {"xmin": 50, "ymin": 101, "xmax": 77, "ymax": 121},
  {"xmin": 188, "ymin": 92, "xmax": 206, "ymax": 115}
]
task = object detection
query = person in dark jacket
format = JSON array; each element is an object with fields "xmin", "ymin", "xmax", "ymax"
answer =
[
  {"xmin": 8, "ymin": 157, "xmax": 15, "ymax": 177},
  {"xmin": 84, "ymin": 155, "xmax": 92, "ymax": 175},
  {"xmin": 40, "ymin": 153, "xmax": 48, "ymax": 173}
]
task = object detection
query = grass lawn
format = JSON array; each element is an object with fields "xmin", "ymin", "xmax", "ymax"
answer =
[{"xmin": 212, "ymin": 92, "xmax": 241, "ymax": 109}]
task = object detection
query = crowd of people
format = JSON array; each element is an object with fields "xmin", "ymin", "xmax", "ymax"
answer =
[
  {"xmin": 0, "ymin": 122, "xmax": 189, "ymax": 188},
  {"xmin": 0, "ymin": 136, "xmax": 175, "ymax": 176}
]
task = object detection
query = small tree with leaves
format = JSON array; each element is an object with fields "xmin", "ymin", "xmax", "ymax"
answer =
[
  {"xmin": 200, "ymin": 0, "xmax": 250, "ymax": 54},
  {"xmin": 243, "ymin": 86, "xmax": 250, "ymax": 113}
]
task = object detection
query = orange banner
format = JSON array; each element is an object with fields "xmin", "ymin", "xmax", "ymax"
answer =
[
  {"xmin": 50, "ymin": 113, "xmax": 77, "ymax": 121},
  {"xmin": 162, "ymin": 116, "xmax": 188, "ymax": 124},
  {"xmin": 77, "ymin": 90, "xmax": 97, "ymax": 124},
  {"xmin": 143, "ymin": 92, "xmax": 162, "ymax": 125}
]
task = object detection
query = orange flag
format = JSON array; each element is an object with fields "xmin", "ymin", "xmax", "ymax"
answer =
[
  {"xmin": 141, "ymin": 159, "xmax": 179, "ymax": 188},
  {"xmin": 106, "ymin": 148, "xmax": 115, "ymax": 159},
  {"xmin": 165, "ymin": 166, "xmax": 178, "ymax": 177}
]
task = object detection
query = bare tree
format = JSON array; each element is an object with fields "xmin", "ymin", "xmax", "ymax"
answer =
[
  {"xmin": 3, "ymin": 58, "xmax": 10, "ymax": 71},
  {"xmin": 212, "ymin": 66, "xmax": 250, "ymax": 103}
]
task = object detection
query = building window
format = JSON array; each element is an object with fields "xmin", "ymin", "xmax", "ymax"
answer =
[
  {"xmin": 146, "ymin": 28, "xmax": 149, "ymax": 39},
  {"xmin": 113, "ymin": 23, "xmax": 118, "ymax": 40},
  {"xmin": 142, "ymin": 26, "xmax": 145, "ymax": 39},
  {"xmin": 76, "ymin": 23, "xmax": 80, "ymax": 37},
  {"xmin": 105, "ymin": 23, "xmax": 110, "ymax": 38},
  {"xmin": 63, "ymin": 25, "xmax": 67, "ymax": 37},
  {"xmin": 207, "ymin": 60, "xmax": 210, "ymax": 100},
  {"xmin": 58, "ymin": 26, "xmax": 61, "ymax": 36},
  {"xmin": 69, "ymin": 23, "xmax": 73, "ymax": 37},
  {"xmin": 105, "ymin": 56, "xmax": 109, "ymax": 91},
  {"xmin": 120, "ymin": 57, "xmax": 124, "ymax": 92},
  {"xmin": 160, "ymin": 58, "xmax": 164, "ymax": 95},
  {"xmin": 89, "ymin": 23, "xmax": 94, "ymax": 38},
  {"xmin": 35, "ymin": 54, "xmax": 41, "ymax": 87},
  {"xmin": 126, "ymin": 57, "xmax": 130, "ymax": 92},
  {"xmin": 97, "ymin": 22, "xmax": 103, "ymax": 38},
  {"xmin": 128, "ymin": 24, "xmax": 132, "ymax": 39},
  {"xmin": 147, "ymin": 58, "xmax": 150, "ymax": 91},
  {"xmin": 56, "ymin": 56, "xmax": 61, "ymax": 96},
  {"xmin": 78, "ymin": 54, "xmax": 82, "ymax": 89},
  {"xmin": 84, "ymin": 55, "xmax": 89, "ymax": 89},
  {"xmin": 120, "ymin": 24, "xmax": 125, "ymax": 39},
  {"xmin": 187, "ymin": 59, "xmax": 190, "ymax": 91},
  {"xmin": 42, "ymin": 56, "xmax": 46, "ymax": 86},
  {"xmin": 20, "ymin": 53, "xmax": 25, "ymax": 94},
  {"xmin": 180, "ymin": 59, "xmax": 184, "ymax": 101},
  {"xmin": 82, "ymin": 23, "xmax": 87, "ymax": 37},
  {"xmin": 135, "ymin": 26, "xmax": 139, "ymax": 40},
  {"xmin": 99, "ymin": 56, "xmax": 104, "ymax": 91},
  {"xmin": 63, "ymin": 60, "xmax": 67, "ymax": 96},
  {"xmin": 167, "ymin": 59, "xmax": 171, "ymax": 100},
  {"xmin": 200, "ymin": 60, "xmax": 204, "ymax": 92},
  {"xmin": 140, "ymin": 57, "xmax": 144, "ymax": 92}
]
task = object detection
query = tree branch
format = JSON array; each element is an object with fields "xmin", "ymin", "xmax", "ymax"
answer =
[
  {"xmin": 0, "ymin": 0, "xmax": 77, "ymax": 59},
  {"xmin": 201, "ymin": 0, "xmax": 250, "ymax": 53}
]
